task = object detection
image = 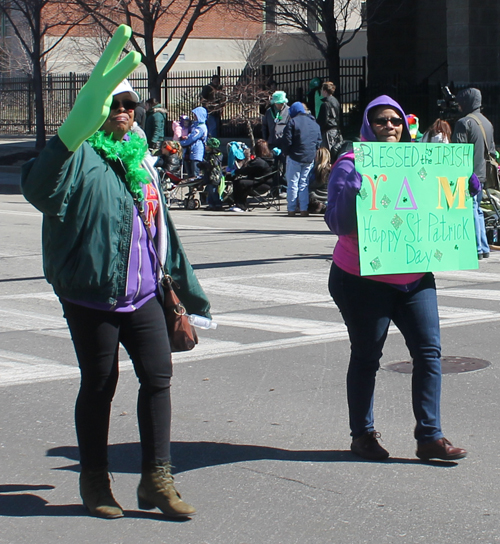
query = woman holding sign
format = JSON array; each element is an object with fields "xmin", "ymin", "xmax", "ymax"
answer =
[
  {"xmin": 325, "ymin": 95, "xmax": 470, "ymax": 462},
  {"xmin": 21, "ymin": 26, "xmax": 210, "ymax": 519}
]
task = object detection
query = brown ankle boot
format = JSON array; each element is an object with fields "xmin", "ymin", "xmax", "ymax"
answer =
[
  {"xmin": 80, "ymin": 468, "xmax": 124, "ymax": 519},
  {"xmin": 137, "ymin": 462, "xmax": 196, "ymax": 518}
]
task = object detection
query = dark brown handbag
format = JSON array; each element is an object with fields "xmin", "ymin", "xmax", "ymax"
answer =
[
  {"xmin": 160, "ymin": 274, "xmax": 198, "ymax": 352},
  {"xmin": 135, "ymin": 200, "xmax": 198, "ymax": 352}
]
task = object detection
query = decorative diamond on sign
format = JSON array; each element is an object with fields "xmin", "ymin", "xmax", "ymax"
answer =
[
  {"xmin": 391, "ymin": 214, "xmax": 403, "ymax": 230},
  {"xmin": 359, "ymin": 188, "xmax": 368, "ymax": 200},
  {"xmin": 370, "ymin": 257, "xmax": 382, "ymax": 271},
  {"xmin": 434, "ymin": 249, "xmax": 443, "ymax": 262},
  {"xmin": 381, "ymin": 194, "xmax": 391, "ymax": 208},
  {"xmin": 418, "ymin": 167, "xmax": 427, "ymax": 180},
  {"xmin": 354, "ymin": 148, "xmax": 365, "ymax": 162}
]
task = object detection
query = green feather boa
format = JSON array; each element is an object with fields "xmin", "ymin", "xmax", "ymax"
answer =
[{"xmin": 87, "ymin": 131, "xmax": 150, "ymax": 201}]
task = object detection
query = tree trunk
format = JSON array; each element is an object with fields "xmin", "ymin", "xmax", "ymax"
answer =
[{"xmin": 32, "ymin": 9, "xmax": 46, "ymax": 150}]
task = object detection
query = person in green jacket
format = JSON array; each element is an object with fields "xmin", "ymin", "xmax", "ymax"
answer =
[
  {"xmin": 21, "ymin": 26, "xmax": 210, "ymax": 521},
  {"xmin": 145, "ymin": 97, "xmax": 167, "ymax": 150}
]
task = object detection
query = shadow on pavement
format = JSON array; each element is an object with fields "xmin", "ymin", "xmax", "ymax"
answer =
[
  {"xmin": 0, "ymin": 483, "xmax": 188, "ymax": 521},
  {"xmin": 46, "ymin": 441, "xmax": 459, "ymax": 475}
]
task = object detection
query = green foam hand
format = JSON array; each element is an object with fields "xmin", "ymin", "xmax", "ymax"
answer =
[{"xmin": 58, "ymin": 25, "xmax": 141, "ymax": 152}]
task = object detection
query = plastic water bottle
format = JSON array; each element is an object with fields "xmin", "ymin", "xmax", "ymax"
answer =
[{"xmin": 187, "ymin": 314, "xmax": 217, "ymax": 330}]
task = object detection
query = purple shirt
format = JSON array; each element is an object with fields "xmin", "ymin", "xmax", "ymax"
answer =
[{"xmin": 66, "ymin": 182, "xmax": 160, "ymax": 312}]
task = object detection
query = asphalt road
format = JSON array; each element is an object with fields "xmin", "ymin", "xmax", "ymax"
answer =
[{"xmin": 1, "ymin": 194, "xmax": 500, "ymax": 544}]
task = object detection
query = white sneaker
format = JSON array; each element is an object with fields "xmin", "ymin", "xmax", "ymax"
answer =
[{"xmin": 229, "ymin": 206, "xmax": 244, "ymax": 212}]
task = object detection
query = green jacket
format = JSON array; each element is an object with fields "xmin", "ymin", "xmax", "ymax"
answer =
[{"xmin": 21, "ymin": 135, "xmax": 211, "ymax": 317}]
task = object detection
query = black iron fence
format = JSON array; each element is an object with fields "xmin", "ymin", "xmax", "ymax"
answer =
[{"xmin": 0, "ymin": 58, "xmax": 366, "ymax": 138}]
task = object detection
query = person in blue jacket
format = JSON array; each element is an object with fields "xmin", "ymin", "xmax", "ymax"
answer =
[
  {"xmin": 180, "ymin": 106, "xmax": 208, "ymax": 178},
  {"xmin": 282, "ymin": 102, "xmax": 322, "ymax": 216}
]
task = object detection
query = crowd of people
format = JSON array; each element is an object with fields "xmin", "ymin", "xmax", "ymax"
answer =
[
  {"xmin": 137, "ymin": 76, "xmax": 344, "ymax": 217},
  {"xmin": 20, "ymin": 25, "xmax": 496, "ymax": 522}
]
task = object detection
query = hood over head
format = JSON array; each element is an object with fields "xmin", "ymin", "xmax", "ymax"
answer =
[
  {"xmin": 192, "ymin": 106, "xmax": 208, "ymax": 123},
  {"xmin": 289, "ymin": 102, "xmax": 306, "ymax": 118},
  {"xmin": 360, "ymin": 95, "xmax": 411, "ymax": 142},
  {"xmin": 456, "ymin": 88, "xmax": 482, "ymax": 116}
]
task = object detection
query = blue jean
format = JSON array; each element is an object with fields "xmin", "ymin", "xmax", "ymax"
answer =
[
  {"xmin": 206, "ymin": 184, "xmax": 222, "ymax": 208},
  {"xmin": 329, "ymin": 263, "xmax": 444, "ymax": 444},
  {"xmin": 473, "ymin": 191, "xmax": 489, "ymax": 254},
  {"xmin": 62, "ymin": 296, "xmax": 172, "ymax": 469},
  {"xmin": 186, "ymin": 160, "xmax": 200, "ymax": 178},
  {"xmin": 286, "ymin": 157, "xmax": 314, "ymax": 212}
]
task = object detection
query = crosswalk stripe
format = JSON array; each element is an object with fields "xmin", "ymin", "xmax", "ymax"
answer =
[
  {"xmin": 439, "ymin": 289, "xmax": 500, "ymax": 301},
  {"xmin": 2, "ymin": 269, "xmax": 500, "ymax": 386}
]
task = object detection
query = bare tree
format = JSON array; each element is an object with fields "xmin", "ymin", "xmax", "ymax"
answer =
[
  {"xmin": 53, "ymin": 20, "xmax": 115, "ymax": 73},
  {"xmin": 219, "ymin": 73, "xmax": 269, "ymax": 147},
  {"xmin": 0, "ymin": 0, "xmax": 90, "ymax": 148},
  {"xmin": 238, "ymin": 0, "xmax": 370, "ymax": 83},
  {"xmin": 74, "ymin": 0, "xmax": 238, "ymax": 99},
  {"xmin": 234, "ymin": 29, "xmax": 284, "ymax": 72}
]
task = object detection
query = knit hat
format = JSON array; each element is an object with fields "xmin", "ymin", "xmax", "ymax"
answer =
[
  {"xmin": 271, "ymin": 91, "xmax": 288, "ymax": 105},
  {"xmin": 289, "ymin": 102, "xmax": 306, "ymax": 118},
  {"xmin": 207, "ymin": 137, "xmax": 220, "ymax": 149}
]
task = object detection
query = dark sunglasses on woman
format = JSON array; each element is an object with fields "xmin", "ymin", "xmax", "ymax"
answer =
[
  {"xmin": 373, "ymin": 117, "xmax": 404, "ymax": 127},
  {"xmin": 110, "ymin": 99, "xmax": 137, "ymax": 111}
]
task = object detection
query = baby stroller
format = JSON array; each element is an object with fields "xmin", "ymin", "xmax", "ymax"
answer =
[{"xmin": 164, "ymin": 173, "xmax": 206, "ymax": 209}]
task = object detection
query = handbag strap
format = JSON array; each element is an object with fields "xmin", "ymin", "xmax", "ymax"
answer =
[
  {"xmin": 134, "ymin": 198, "xmax": 169, "ymax": 279},
  {"xmin": 467, "ymin": 113, "xmax": 492, "ymax": 160}
]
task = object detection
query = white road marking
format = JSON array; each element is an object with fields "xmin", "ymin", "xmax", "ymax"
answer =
[
  {"xmin": 439, "ymin": 288, "xmax": 500, "ymax": 301},
  {"xmin": 0, "ymin": 209, "xmax": 41, "ymax": 218},
  {"xmin": 0, "ymin": 350, "xmax": 80, "ymax": 386},
  {"xmin": 2, "ymin": 271, "xmax": 500, "ymax": 386}
]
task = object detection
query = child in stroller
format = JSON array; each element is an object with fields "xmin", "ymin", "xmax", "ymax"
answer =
[{"xmin": 155, "ymin": 140, "xmax": 203, "ymax": 209}]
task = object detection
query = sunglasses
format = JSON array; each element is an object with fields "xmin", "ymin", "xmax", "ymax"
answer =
[
  {"xmin": 373, "ymin": 117, "xmax": 404, "ymax": 127},
  {"xmin": 110, "ymin": 99, "xmax": 137, "ymax": 111}
]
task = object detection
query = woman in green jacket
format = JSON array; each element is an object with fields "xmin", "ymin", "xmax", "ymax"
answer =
[{"xmin": 21, "ymin": 26, "xmax": 210, "ymax": 520}]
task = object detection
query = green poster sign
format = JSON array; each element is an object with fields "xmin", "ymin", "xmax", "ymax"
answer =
[{"xmin": 354, "ymin": 142, "xmax": 478, "ymax": 275}]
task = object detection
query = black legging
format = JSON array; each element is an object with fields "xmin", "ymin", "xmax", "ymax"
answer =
[{"xmin": 62, "ymin": 296, "xmax": 172, "ymax": 470}]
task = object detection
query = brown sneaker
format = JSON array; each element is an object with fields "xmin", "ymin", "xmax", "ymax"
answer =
[
  {"xmin": 300, "ymin": 210, "xmax": 309, "ymax": 217},
  {"xmin": 351, "ymin": 431, "xmax": 390, "ymax": 460},
  {"xmin": 416, "ymin": 438, "xmax": 467, "ymax": 461},
  {"xmin": 287, "ymin": 211, "xmax": 296, "ymax": 217}
]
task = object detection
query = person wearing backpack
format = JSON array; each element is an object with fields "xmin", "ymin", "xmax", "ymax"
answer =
[{"xmin": 452, "ymin": 87, "xmax": 496, "ymax": 260}]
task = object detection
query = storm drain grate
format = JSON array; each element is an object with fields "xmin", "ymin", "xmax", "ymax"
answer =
[{"xmin": 384, "ymin": 356, "xmax": 490, "ymax": 374}]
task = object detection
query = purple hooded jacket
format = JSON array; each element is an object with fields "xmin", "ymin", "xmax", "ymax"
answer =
[
  {"xmin": 324, "ymin": 95, "xmax": 426, "ymax": 285},
  {"xmin": 325, "ymin": 94, "xmax": 480, "ymax": 286}
]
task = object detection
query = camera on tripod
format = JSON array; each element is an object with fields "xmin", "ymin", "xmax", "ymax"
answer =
[{"xmin": 437, "ymin": 86, "xmax": 460, "ymax": 120}]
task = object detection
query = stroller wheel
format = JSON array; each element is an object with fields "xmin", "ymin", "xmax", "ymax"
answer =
[
  {"xmin": 194, "ymin": 199, "xmax": 201, "ymax": 209},
  {"xmin": 186, "ymin": 198, "xmax": 197, "ymax": 210}
]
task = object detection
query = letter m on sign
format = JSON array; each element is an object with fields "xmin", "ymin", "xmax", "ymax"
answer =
[{"xmin": 436, "ymin": 177, "xmax": 467, "ymax": 210}]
